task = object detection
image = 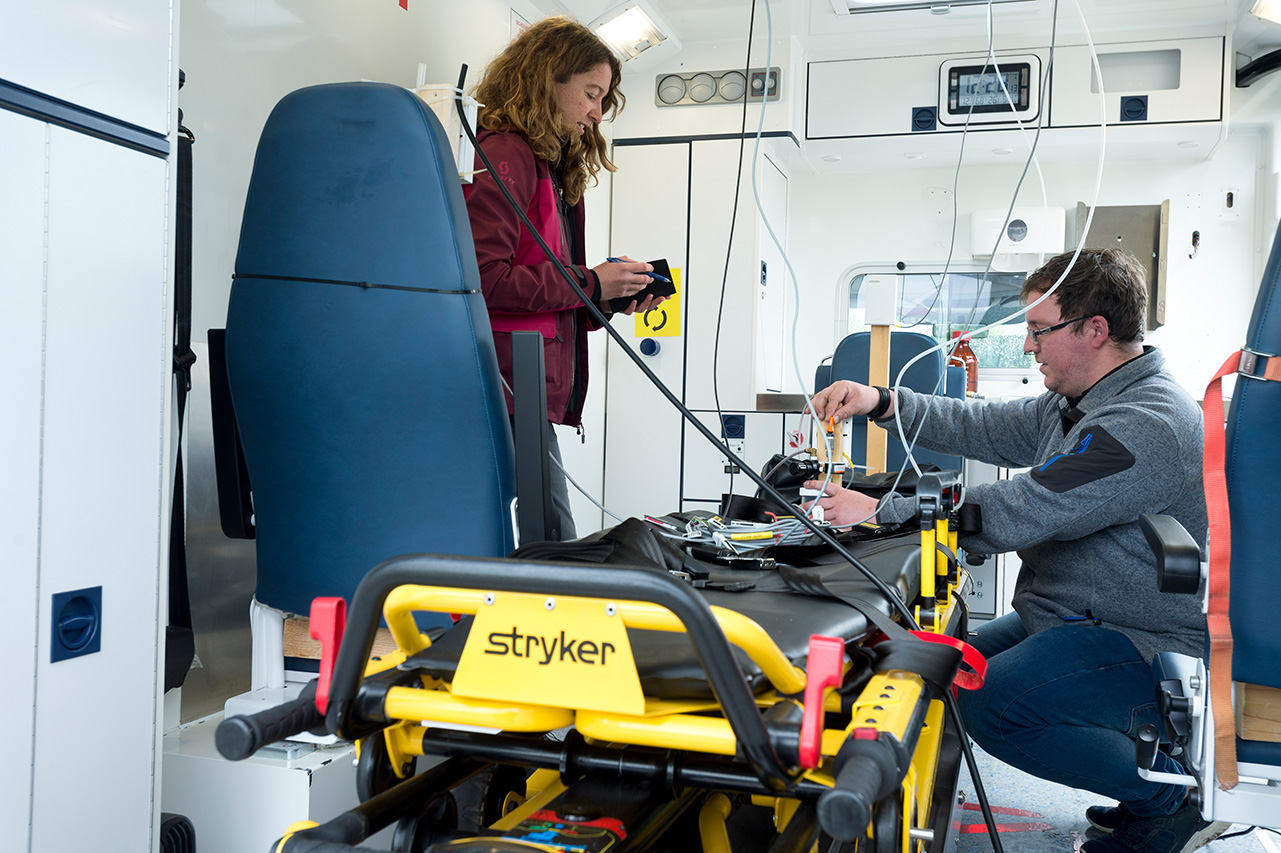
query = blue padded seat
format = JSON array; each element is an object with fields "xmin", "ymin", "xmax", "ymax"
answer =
[
  {"xmin": 225, "ymin": 82, "xmax": 516, "ymax": 618},
  {"xmin": 831, "ymin": 331, "xmax": 965, "ymax": 472},
  {"xmin": 1226, "ymin": 224, "xmax": 1281, "ymax": 697}
]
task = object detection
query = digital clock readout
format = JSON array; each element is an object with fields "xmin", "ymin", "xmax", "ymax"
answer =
[{"xmin": 957, "ymin": 69, "xmax": 1024, "ymax": 107}]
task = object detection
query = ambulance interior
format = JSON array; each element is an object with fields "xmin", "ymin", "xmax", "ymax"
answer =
[{"xmin": 4, "ymin": 0, "xmax": 1281, "ymax": 851}]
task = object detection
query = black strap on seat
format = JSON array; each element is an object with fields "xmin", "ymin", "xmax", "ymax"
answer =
[
  {"xmin": 166, "ymin": 78, "xmax": 197, "ymax": 693},
  {"xmin": 778, "ymin": 567, "xmax": 963, "ymax": 695}
]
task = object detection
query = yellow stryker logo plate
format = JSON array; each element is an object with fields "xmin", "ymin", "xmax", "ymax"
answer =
[{"xmin": 452, "ymin": 592, "xmax": 646, "ymax": 716}]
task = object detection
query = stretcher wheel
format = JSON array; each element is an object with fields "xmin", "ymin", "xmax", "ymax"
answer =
[
  {"xmin": 482, "ymin": 765, "xmax": 529, "ymax": 826},
  {"xmin": 356, "ymin": 732, "xmax": 417, "ymax": 802},
  {"xmin": 391, "ymin": 791, "xmax": 458, "ymax": 853},
  {"xmin": 872, "ymin": 793, "xmax": 903, "ymax": 853}
]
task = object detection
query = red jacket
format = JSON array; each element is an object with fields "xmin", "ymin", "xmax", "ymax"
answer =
[{"xmin": 464, "ymin": 130, "xmax": 602, "ymax": 427}]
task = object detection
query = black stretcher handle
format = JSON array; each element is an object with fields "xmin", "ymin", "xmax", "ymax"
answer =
[
  {"xmin": 215, "ymin": 681, "xmax": 323, "ymax": 761},
  {"xmin": 816, "ymin": 736, "xmax": 907, "ymax": 841}
]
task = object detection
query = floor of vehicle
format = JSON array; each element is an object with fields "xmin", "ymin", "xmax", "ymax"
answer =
[{"xmin": 955, "ymin": 745, "xmax": 1275, "ymax": 853}]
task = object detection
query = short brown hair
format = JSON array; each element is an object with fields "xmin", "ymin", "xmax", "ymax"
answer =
[
  {"xmin": 474, "ymin": 16, "xmax": 624, "ymax": 206},
  {"xmin": 1021, "ymin": 249, "xmax": 1148, "ymax": 344}
]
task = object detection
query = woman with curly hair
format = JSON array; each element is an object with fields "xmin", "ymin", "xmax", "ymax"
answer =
[{"xmin": 465, "ymin": 16, "xmax": 661, "ymax": 540}]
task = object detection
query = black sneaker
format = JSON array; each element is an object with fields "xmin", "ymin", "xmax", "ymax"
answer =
[
  {"xmin": 1087, "ymin": 804, "xmax": 1130, "ymax": 833},
  {"xmin": 1080, "ymin": 799, "xmax": 1229, "ymax": 853}
]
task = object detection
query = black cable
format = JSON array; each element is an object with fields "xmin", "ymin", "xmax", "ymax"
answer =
[
  {"xmin": 455, "ymin": 44, "xmax": 1004, "ymax": 849},
  {"xmin": 714, "ymin": 0, "xmax": 758, "ymax": 502},
  {"xmin": 453, "ymin": 65, "xmax": 915, "ymax": 632}
]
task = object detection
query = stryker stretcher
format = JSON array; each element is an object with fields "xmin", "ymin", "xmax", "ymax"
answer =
[{"xmin": 218, "ymin": 489, "xmax": 980, "ymax": 853}]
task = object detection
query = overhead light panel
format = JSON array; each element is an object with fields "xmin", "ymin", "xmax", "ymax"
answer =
[
  {"xmin": 1250, "ymin": 0, "xmax": 1281, "ymax": 25},
  {"xmin": 590, "ymin": 1, "xmax": 681, "ymax": 69}
]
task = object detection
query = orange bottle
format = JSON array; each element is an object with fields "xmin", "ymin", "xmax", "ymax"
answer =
[{"xmin": 948, "ymin": 331, "xmax": 978, "ymax": 395}]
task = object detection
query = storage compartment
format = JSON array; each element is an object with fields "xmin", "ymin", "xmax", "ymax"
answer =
[{"xmin": 1049, "ymin": 37, "xmax": 1223, "ymax": 126}]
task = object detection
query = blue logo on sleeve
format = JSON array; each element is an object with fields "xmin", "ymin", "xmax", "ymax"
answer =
[{"xmin": 1040, "ymin": 432, "xmax": 1094, "ymax": 472}]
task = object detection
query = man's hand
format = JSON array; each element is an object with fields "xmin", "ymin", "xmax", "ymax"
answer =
[
  {"xmin": 807, "ymin": 380, "xmax": 884, "ymax": 422},
  {"xmin": 801, "ymin": 479, "xmax": 881, "ymax": 527}
]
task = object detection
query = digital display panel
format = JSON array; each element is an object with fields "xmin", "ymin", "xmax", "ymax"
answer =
[
  {"xmin": 947, "ymin": 62, "xmax": 1031, "ymax": 116},
  {"xmin": 957, "ymin": 69, "xmax": 1023, "ymax": 107}
]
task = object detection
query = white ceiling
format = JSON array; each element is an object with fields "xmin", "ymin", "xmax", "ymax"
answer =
[{"xmin": 541, "ymin": 0, "xmax": 1281, "ymax": 60}]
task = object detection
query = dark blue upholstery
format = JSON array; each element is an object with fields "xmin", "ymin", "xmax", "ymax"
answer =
[
  {"xmin": 1225, "ymin": 222, "xmax": 1281, "ymax": 691},
  {"xmin": 225, "ymin": 82, "xmax": 516, "ymax": 618},
  {"xmin": 831, "ymin": 331, "xmax": 965, "ymax": 472}
]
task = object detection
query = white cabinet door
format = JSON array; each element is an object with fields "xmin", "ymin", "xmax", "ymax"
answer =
[{"xmin": 602, "ymin": 143, "xmax": 691, "ymax": 520}]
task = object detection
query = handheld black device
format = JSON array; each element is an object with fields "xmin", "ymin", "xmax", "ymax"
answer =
[{"xmin": 607, "ymin": 257, "xmax": 676, "ymax": 314}]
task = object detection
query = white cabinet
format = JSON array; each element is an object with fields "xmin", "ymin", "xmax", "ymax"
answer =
[
  {"xmin": 603, "ymin": 138, "xmax": 791, "ymax": 519},
  {"xmin": 1049, "ymin": 37, "xmax": 1223, "ymax": 127}
]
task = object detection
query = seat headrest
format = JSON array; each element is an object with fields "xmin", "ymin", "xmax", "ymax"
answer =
[{"xmin": 235, "ymin": 81, "xmax": 478, "ymax": 295}]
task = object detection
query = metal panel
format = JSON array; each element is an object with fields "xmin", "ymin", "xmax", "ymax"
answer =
[
  {"xmin": 0, "ymin": 109, "xmax": 48, "ymax": 853},
  {"xmin": 31, "ymin": 125, "xmax": 171, "ymax": 852},
  {"xmin": 178, "ymin": 342, "xmax": 257, "ymax": 722},
  {"xmin": 0, "ymin": 0, "xmax": 173, "ymax": 135}
]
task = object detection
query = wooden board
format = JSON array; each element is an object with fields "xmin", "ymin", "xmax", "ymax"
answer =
[
  {"xmin": 1237, "ymin": 681, "xmax": 1281, "ymax": 743},
  {"xmin": 282, "ymin": 617, "xmax": 401, "ymax": 660}
]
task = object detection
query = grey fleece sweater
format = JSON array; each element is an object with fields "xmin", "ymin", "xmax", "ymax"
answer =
[{"xmin": 876, "ymin": 347, "xmax": 1208, "ymax": 663}]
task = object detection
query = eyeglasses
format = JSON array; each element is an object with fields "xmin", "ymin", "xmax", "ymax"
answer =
[{"xmin": 1027, "ymin": 316, "xmax": 1090, "ymax": 342}]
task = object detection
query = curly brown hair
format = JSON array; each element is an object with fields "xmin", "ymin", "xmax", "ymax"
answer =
[{"xmin": 474, "ymin": 17, "xmax": 624, "ymax": 206}]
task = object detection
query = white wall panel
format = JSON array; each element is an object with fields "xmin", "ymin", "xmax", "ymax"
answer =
[
  {"xmin": 0, "ymin": 0, "xmax": 173, "ymax": 134},
  {"xmin": 30, "ymin": 126, "xmax": 171, "ymax": 852},
  {"xmin": 0, "ymin": 110, "xmax": 48, "ymax": 853}
]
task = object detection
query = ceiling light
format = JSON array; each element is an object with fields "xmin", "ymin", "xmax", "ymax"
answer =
[
  {"xmin": 1250, "ymin": 0, "xmax": 1281, "ymax": 25},
  {"xmin": 590, "ymin": 2, "xmax": 682, "ymax": 69}
]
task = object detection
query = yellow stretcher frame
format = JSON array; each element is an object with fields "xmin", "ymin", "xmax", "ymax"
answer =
[{"xmin": 274, "ymin": 520, "xmax": 972, "ymax": 853}]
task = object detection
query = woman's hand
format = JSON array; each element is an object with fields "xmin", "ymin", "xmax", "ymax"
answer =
[
  {"xmin": 801, "ymin": 479, "xmax": 881, "ymax": 527},
  {"xmin": 613, "ymin": 294, "xmax": 666, "ymax": 316},
  {"xmin": 593, "ymin": 255, "xmax": 653, "ymax": 303}
]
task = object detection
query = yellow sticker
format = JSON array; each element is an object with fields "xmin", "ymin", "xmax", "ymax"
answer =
[
  {"xmin": 634, "ymin": 267, "xmax": 681, "ymax": 338},
  {"xmin": 452, "ymin": 592, "xmax": 646, "ymax": 716}
]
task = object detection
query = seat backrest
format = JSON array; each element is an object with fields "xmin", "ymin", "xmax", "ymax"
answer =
[
  {"xmin": 1225, "ymin": 222, "xmax": 1281, "ymax": 692},
  {"xmin": 225, "ymin": 82, "xmax": 516, "ymax": 617},
  {"xmin": 830, "ymin": 331, "xmax": 964, "ymax": 472}
]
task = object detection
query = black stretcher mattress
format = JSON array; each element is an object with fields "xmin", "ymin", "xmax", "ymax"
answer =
[{"xmin": 397, "ymin": 533, "xmax": 923, "ymax": 701}]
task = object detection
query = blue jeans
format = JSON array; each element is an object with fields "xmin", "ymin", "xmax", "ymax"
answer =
[{"xmin": 956, "ymin": 612, "xmax": 1186, "ymax": 817}]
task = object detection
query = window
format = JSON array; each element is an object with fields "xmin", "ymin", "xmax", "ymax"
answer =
[{"xmin": 847, "ymin": 270, "xmax": 1035, "ymax": 370}]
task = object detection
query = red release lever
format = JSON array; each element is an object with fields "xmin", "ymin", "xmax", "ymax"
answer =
[
  {"xmin": 309, "ymin": 597, "xmax": 347, "ymax": 715},
  {"xmin": 799, "ymin": 634, "xmax": 847, "ymax": 769}
]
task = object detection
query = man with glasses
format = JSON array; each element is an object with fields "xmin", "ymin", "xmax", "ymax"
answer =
[{"xmin": 806, "ymin": 249, "xmax": 1218, "ymax": 853}]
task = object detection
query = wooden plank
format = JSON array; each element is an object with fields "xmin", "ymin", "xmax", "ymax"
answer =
[
  {"xmin": 1237, "ymin": 682, "xmax": 1281, "ymax": 743},
  {"xmin": 865, "ymin": 325, "xmax": 891, "ymax": 474},
  {"xmin": 282, "ymin": 617, "xmax": 401, "ymax": 660}
]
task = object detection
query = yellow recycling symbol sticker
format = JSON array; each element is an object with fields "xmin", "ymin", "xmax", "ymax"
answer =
[{"xmin": 634, "ymin": 268, "xmax": 681, "ymax": 338}]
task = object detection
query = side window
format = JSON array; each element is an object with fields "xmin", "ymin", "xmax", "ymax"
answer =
[{"xmin": 847, "ymin": 270, "xmax": 1036, "ymax": 370}]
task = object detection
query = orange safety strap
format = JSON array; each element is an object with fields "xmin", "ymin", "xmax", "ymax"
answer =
[
  {"xmin": 1204, "ymin": 348, "xmax": 1281, "ymax": 790},
  {"xmin": 1203, "ymin": 351, "xmax": 1251, "ymax": 789}
]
